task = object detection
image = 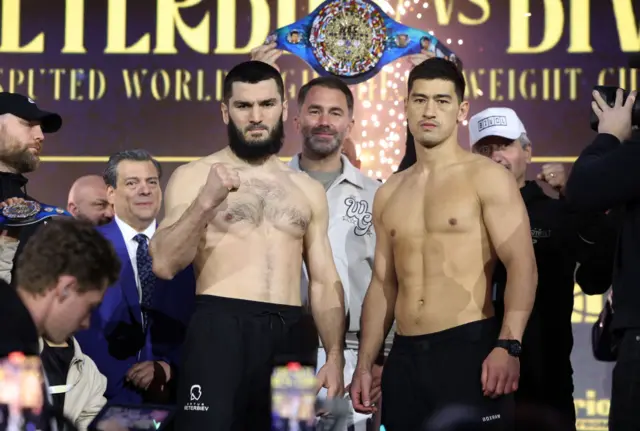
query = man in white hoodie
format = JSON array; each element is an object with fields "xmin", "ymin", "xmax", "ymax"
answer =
[{"xmin": 40, "ymin": 337, "xmax": 107, "ymax": 431}]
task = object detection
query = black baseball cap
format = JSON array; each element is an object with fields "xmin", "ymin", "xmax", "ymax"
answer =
[{"xmin": 0, "ymin": 93, "xmax": 62, "ymax": 133}]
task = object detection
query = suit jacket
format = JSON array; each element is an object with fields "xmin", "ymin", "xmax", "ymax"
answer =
[{"xmin": 75, "ymin": 220, "xmax": 195, "ymax": 404}]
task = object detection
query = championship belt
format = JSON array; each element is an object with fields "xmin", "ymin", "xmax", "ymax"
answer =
[
  {"xmin": 266, "ymin": 0, "xmax": 463, "ymax": 85},
  {"xmin": 0, "ymin": 200, "xmax": 72, "ymax": 228}
]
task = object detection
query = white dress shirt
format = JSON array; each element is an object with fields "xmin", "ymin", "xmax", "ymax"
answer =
[
  {"xmin": 290, "ymin": 154, "xmax": 393, "ymax": 350},
  {"xmin": 114, "ymin": 215, "xmax": 156, "ymax": 301}
]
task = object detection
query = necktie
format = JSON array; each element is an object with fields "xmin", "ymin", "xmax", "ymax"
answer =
[{"xmin": 134, "ymin": 233, "xmax": 156, "ymax": 330}]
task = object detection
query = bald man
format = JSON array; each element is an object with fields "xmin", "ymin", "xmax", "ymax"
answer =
[{"xmin": 67, "ymin": 175, "xmax": 114, "ymax": 225}]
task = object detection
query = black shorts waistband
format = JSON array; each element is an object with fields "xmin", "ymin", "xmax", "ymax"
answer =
[
  {"xmin": 194, "ymin": 294, "xmax": 303, "ymax": 318},
  {"xmin": 392, "ymin": 317, "xmax": 498, "ymax": 352}
]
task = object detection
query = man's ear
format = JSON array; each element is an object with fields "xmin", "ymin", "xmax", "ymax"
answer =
[
  {"xmin": 54, "ymin": 275, "xmax": 79, "ymax": 302},
  {"xmin": 67, "ymin": 202, "xmax": 78, "ymax": 217},
  {"xmin": 221, "ymin": 102, "xmax": 229, "ymax": 125},
  {"xmin": 523, "ymin": 143, "xmax": 533, "ymax": 165},
  {"xmin": 106, "ymin": 186, "xmax": 116, "ymax": 206},
  {"xmin": 457, "ymin": 101, "xmax": 470, "ymax": 123},
  {"xmin": 282, "ymin": 99, "xmax": 289, "ymax": 122}
]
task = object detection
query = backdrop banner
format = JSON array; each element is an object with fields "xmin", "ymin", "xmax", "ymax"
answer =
[{"xmin": 1, "ymin": 3, "xmax": 636, "ymax": 428}]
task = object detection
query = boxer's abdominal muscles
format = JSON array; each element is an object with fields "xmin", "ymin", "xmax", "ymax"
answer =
[{"xmin": 193, "ymin": 179, "xmax": 311, "ymax": 305}]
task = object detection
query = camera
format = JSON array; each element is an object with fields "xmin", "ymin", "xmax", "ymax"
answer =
[{"xmin": 590, "ymin": 86, "xmax": 640, "ymax": 132}]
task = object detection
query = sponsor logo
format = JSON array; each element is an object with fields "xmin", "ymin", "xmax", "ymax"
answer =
[
  {"xmin": 183, "ymin": 384, "xmax": 209, "ymax": 412},
  {"xmin": 574, "ymin": 389, "xmax": 609, "ymax": 431},
  {"xmin": 477, "ymin": 115, "xmax": 507, "ymax": 132},
  {"xmin": 343, "ymin": 196, "xmax": 373, "ymax": 236}
]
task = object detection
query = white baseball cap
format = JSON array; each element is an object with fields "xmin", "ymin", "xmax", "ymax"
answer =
[{"xmin": 468, "ymin": 107, "xmax": 527, "ymax": 149}]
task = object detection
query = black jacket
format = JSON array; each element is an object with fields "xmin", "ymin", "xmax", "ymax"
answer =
[
  {"xmin": 0, "ymin": 171, "xmax": 42, "ymax": 285},
  {"xmin": 0, "ymin": 279, "xmax": 39, "ymax": 358},
  {"xmin": 493, "ymin": 181, "xmax": 615, "ymax": 401},
  {"xmin": 565, "ymin": 133, "xmax": 640, "ymax": 330}
]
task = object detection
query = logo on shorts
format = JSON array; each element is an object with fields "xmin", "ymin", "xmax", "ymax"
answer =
[
  {"xmin": 482, "ymin": 414, "xmax": 501, "ymax": 422},
  {"xmin": 190, "ymin": 384, "xmax": 202, "ymax": 401},
  {"xmin": 184, "ymin": 384, "xmax": 209, "ymax": 412},
  {"xmin": 477, "ymin": 116, "xmax": 507, "ymax": 132},
  {"xmin": 343, "ymin": 196, "xmax": 373, "ymax": 236}
]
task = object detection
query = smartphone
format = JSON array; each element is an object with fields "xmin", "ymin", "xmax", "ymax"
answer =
[
  {"xmin": 88, "ymin": 404, "xmax": 176, "ymax": 431},
  {"xmin": 271, "ymin": 362, "xmax": 317, "ymax": 431}
]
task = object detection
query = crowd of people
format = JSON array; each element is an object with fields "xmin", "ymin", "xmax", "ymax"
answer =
[{"xmin": 0, "ymin": 43, "xmax": 636, "ymax": 431}]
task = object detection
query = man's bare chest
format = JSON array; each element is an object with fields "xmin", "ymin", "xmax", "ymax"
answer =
[
  {"xmin": 214, "ymin": 177, "xmax": 311, "ymax": 232},
  {"xmin": 384, "ymin": 184, "xmax": 481, "ymax": 238}
]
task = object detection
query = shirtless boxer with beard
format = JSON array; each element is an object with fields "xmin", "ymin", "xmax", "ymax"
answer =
[
  {"xmin": 350, "ymin": 58, "xmax": 537, "ymax": 431},
  {"xmin": 149, "ymin": 61, "xmax": 345, "ymax": 430}
]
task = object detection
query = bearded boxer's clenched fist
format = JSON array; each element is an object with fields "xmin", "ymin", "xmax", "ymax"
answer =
[{"xmin": 200, "ymin": 163, "xmax": 241, "ymax": 210}]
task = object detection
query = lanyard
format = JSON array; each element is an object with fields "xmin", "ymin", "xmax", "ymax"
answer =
[{"xmin": 48, "ymin": 383, "xmax": 73, "ymax": 395}]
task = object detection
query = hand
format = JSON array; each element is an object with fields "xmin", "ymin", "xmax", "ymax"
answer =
[
  {"xmin": 481, "ymin": 348, "xmax": 520, "ymax": 398},
  {"xmin": 592, "ymin": 88, "xmax": 636, "ymax": 142},
  {"xmin": 344, "ymin": 362, "xmax": 382, "ymax": 410},
  {"xmin": 405, "ymin": 49, "xmax": 436, "ymax": 68},
  {"xmin": 126, "ymin": 361, "xmax": 169, "ymax": 391},
  {"xmin": 199, "ymin": 163, "xmax": 241, "ymax": 210},
  {"xmin": 0, "ymin": 197, "xmax": 26, "ymax": 240},
  {"xmin": 369, "ymin": 363, "xmax": 383, "ymax": 407},
  {"xmin": 350, "ymin": 366, "xmax": 376, "ymax": 414},
  {"xmin": 536, "ymin": 163, "xmax": 566, "ymax": 193},
  {"xmin": 316, "ymin": 354, "xmax": 344, "ymax": 398},
  {"xmin": 250, "ymin": 42, "xmax": 283, "ymax": 71}
]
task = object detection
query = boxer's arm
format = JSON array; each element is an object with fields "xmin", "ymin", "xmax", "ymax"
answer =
[
  {"xmin": 303, "ymin": 180, "xmax": 345, "ymax": 358},
  {"xmin": 478, "ymin": 164, "xmax": 537, "ymax": 343},
  {"xmin": 357, "ymin": 188, "xmax": 397, "ymax": 370},
  {"xmin": 151, "ymin": 165, "xmax": 213, "ymax": 280}
]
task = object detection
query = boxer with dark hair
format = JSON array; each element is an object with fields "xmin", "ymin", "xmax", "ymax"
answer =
[
  {"xmin": 150, "ymin": 61, "xmax": 345, "ymax": 430},
  {"xmin": 351, "ymin": 58, "xmax": 537, "ymax": 430}
]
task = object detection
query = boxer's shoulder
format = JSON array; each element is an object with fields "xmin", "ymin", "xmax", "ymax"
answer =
[
  {"xmin": 469, "ymin": 155, "xmax": 519, "ymax": 191},
  {"xmin": 288, "ymin": 170, "xmax": 325, "ymax": 197},
  {"xmin": 167, "ymin": 159, "xmax": 211, "ymax": 189},
  {"xmin": 376, "ymin": 171, "xmax": 404, "ymax": 199}
]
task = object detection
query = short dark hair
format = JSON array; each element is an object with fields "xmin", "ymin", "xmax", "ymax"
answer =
[
  {"xmin": 297, "ymin": 77, "xmax": 354, "ymax": 116},
  {"xmin": 223, "ymin": 61, "xmax": 284, "ymax": 103},
  {"xmin": 408, "ymin": 58, "xmax": 465, "ymax": 102},
  {"xmin": 16, "ymin": 218, "xmax": 121, "ymax": 294},
  {"xmin": 397, "ymin": 125, "xmax": 416, "ymax": 173},
  {"xmin": 103, "ymin": 149, "xmax": 162, "ymax": 188}
]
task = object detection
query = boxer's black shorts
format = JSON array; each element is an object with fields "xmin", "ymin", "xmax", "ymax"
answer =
[
  {"xmin": 381, "ymin": 317, "xmax": 515, "ymax": 431},
  {"xmin": 173, "ymin": 295, "xmax": 317, "ymax": 431}
]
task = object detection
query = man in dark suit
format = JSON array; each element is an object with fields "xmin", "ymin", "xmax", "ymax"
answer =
[{"xmin": 75, "ymin": 149, "xmax": 195, "ymax": 404}]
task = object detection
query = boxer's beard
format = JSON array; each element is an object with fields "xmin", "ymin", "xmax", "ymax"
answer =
[{"xmin": 227, "ymin": 117, "xmax": 284, "ymax": 162}]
